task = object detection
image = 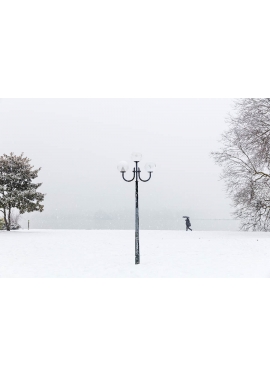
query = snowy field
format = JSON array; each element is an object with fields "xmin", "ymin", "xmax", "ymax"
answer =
[{"xmin": 1, "ymin": 229, "xmax": 270, "ymax": 278}]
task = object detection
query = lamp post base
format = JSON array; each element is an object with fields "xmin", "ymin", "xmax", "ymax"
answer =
[
  {"xmin": 135, "ymin": 178, "xmax": 140, "ymax": 264},
  {"xmin": 135, "ymin": 237, "xmax": 140, "ymax": 265}
]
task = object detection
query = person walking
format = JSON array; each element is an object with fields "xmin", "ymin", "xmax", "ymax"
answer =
[{"xmin": 183, "ymin": 216, "xmax": 192, "ymax": 231}]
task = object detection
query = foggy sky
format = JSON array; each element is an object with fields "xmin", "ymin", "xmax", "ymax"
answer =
[{"xmin": 0, "ymin": 99, "xmax": 235, "ymax": 229}]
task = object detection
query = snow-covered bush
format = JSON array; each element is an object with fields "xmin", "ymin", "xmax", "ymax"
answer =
[
  {"xmin": 0, "ymin": 217, "xmax": 4, "ymax": 230},
  {"xmin": 1, "ymin": 211, "xmax": 21, "ymax": 230},
  {"xmin": 10, "ymin": 211, "xmax": 21, "ymax": 229}
]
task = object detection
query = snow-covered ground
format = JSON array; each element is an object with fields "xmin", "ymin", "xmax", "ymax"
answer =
[{"xmin": 1, "ymin": 229, "xmax": 270, "ymax": 277}]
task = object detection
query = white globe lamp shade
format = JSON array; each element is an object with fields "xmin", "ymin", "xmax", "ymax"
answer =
[
  {"xmin": 117, "ymin": 161, "xmax": 129, "ymax": 173},
  {"xmin": 145, "ymin": 162, "xmax": 156, "ymax": 172},
  {"xmin": 131, "ymin": 152, "xmax": 142, "ymax": 162}
]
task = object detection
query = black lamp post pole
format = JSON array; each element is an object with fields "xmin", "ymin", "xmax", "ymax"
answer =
[
  {"xmin": 121, "ymin": 161, "xmax": 152, "ymax": 265},
  {"xmin": 135, "ymin": 161, "xmax": 140, "ymax": 264}
]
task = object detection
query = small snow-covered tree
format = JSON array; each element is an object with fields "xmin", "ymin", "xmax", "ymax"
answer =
[
  {"xmin": 0, "ymin": 153, "xmax": 45, "ymax": 231},
  {"xmin": 1, "ymin": 210, "xmax": 21, "ymax": 230},
  {"xmin": 9, "ymin": 210, "xmax": 21, "ymax": 230}
]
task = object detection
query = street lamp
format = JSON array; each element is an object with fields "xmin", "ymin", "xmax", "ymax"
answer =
[{"xmin": 117, "ymin": 152, "xmax": 156, "ymax": 264}]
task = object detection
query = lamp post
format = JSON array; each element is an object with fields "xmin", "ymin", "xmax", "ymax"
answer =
[{"xmin": 118, "ymin": 152, "xmax": 156, "ymax": 265}]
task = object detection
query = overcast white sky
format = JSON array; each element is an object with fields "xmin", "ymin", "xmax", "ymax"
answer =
[{"xmin": 0, "ymin": 98, "xmax": 235, "ymax": 229}]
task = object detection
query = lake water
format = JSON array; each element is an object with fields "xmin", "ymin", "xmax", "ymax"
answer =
[{"xmin": 20, "ymin": 214, "xmax": 242, "ymax": 231}]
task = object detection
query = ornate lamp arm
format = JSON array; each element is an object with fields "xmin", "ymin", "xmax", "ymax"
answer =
[
  {"xmin": 138, "ymin": 169, "xmax": 152, "ymax": 182},
  {"xmin": 122, "ymin": 169, "xmax": 136, "ymax": 182}
]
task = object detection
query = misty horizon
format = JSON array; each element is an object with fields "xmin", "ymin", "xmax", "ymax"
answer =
[{"xmin": 0, "ymin": 98, "xmax": 236, "ymax": 230}]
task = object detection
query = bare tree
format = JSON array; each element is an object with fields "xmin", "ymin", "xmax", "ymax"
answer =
[{"xmin": 212, "ymin": 98, "xmax": 270, "ymax": 231}]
